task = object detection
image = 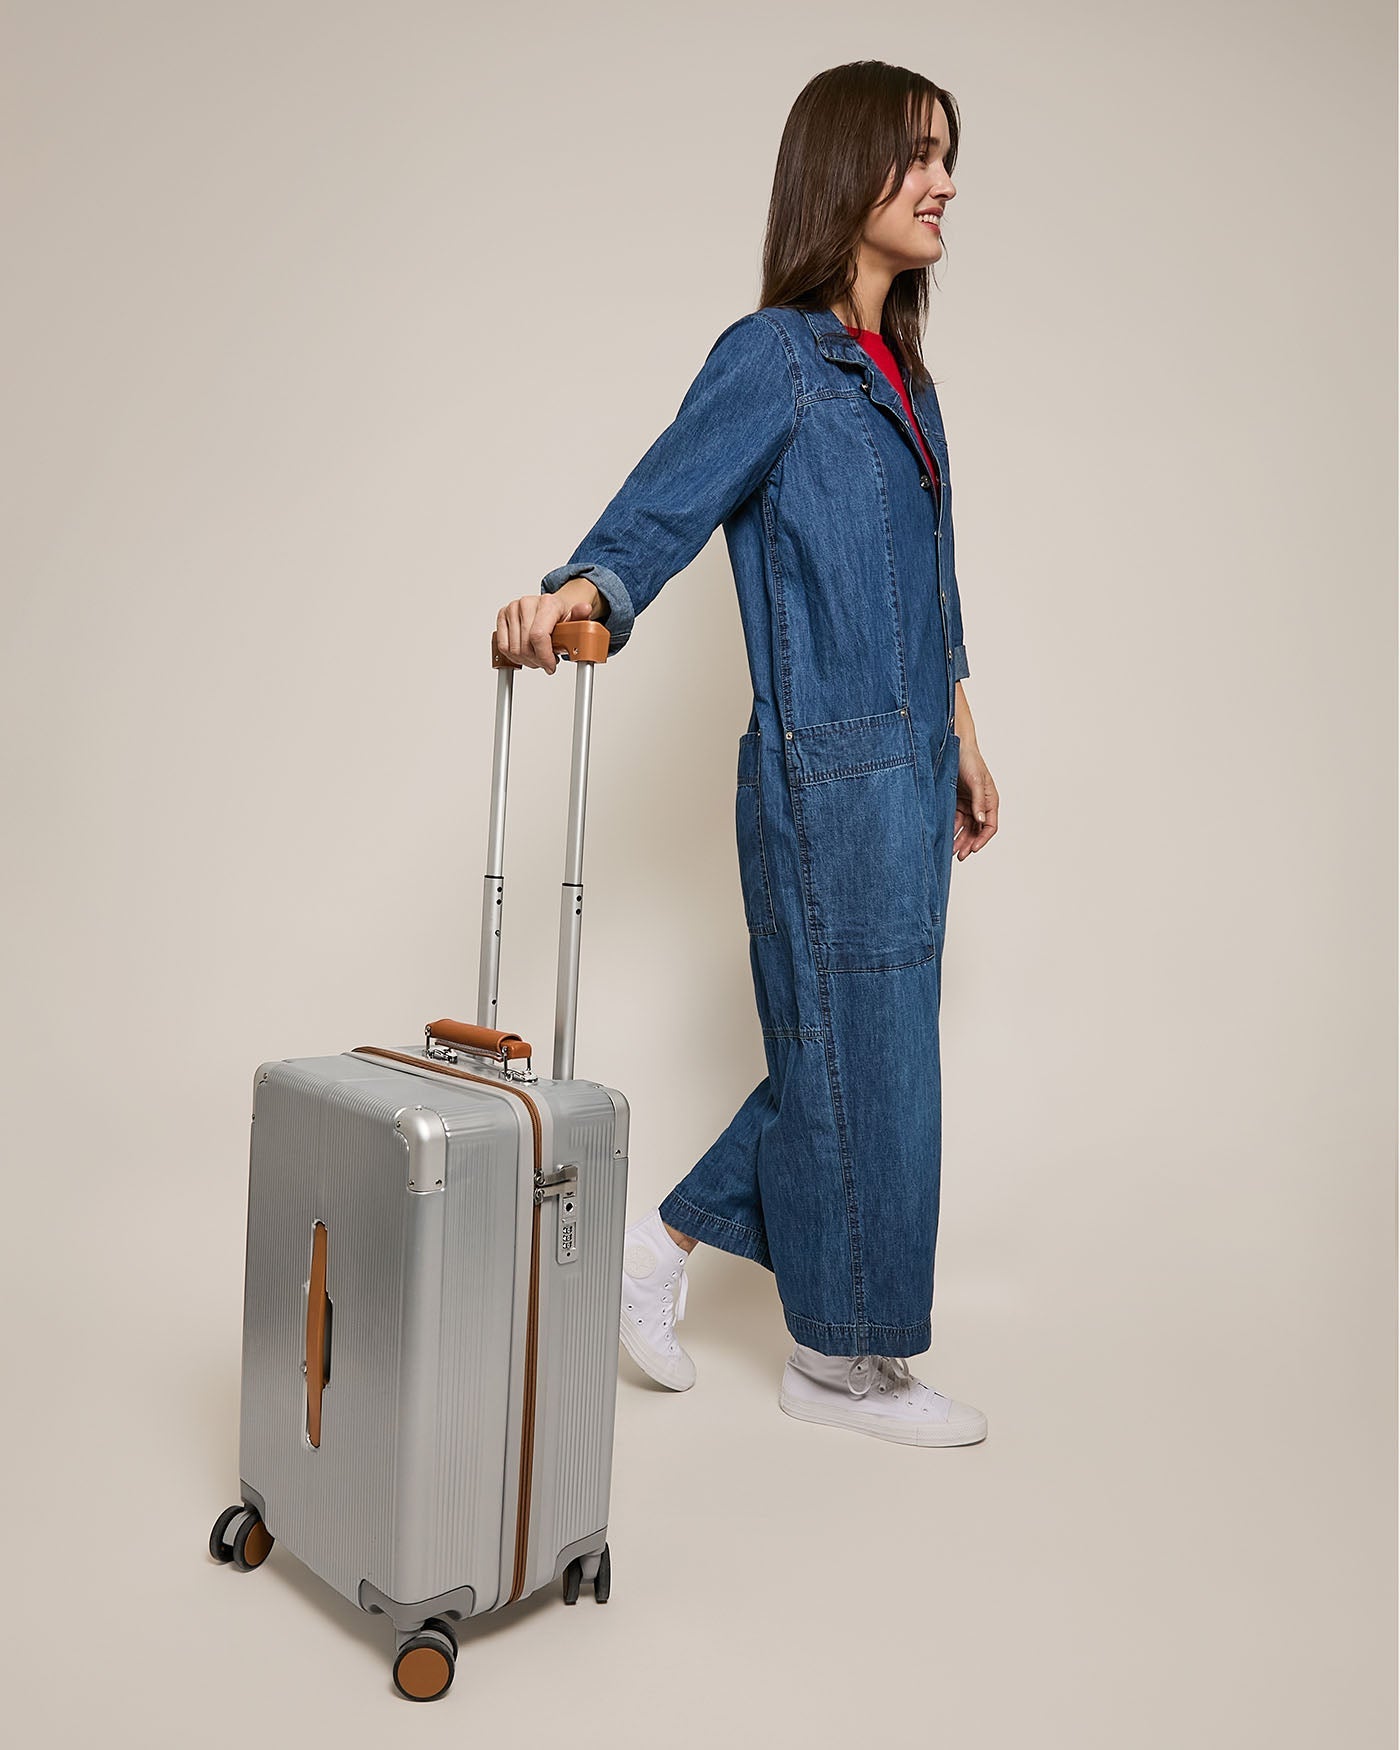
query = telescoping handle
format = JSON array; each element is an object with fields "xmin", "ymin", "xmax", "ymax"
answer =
[{"xmin": 465, "ymin": 618, "xmax": 610, "ymax": 1082}]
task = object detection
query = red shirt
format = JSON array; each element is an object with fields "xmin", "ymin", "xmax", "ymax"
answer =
[{"xmin": 845, "ymin": 325, "xmax": 940, "ymax": 491}]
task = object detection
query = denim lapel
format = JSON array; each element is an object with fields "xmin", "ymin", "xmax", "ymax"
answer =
[{"xmin": 800, "ymin": 307, "xmax": 944, "ymax": 478}]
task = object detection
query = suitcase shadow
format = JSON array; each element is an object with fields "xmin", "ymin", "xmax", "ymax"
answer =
[
  {"xmin": 260, "ymin": 1556, "xmax": 387, "ymax": 1654},
  {"xmin": 262, "ymin": 1538, "xmax": 560, "ymax": 1655}
]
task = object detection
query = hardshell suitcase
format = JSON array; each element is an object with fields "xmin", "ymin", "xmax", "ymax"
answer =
[{"xmin": 209, "ymin": 620, "xmax": 629, "ymax": 1701}]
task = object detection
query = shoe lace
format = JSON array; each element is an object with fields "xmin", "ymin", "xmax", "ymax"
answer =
[
  {"xmin": 846, "ymin": 1354, "xmax": 913, "ymax": 1398},
  {"xmin": 660, "ymin": 1262, "xmax": 689, "ymax": 1330}
]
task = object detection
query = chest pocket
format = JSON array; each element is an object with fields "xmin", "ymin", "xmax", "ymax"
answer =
[{"xmin": 785, "ymin": 708, "xmax": 937, "ymax": 974}]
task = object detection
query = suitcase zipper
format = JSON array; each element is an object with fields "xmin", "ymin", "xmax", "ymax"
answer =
[{"xmin": 352, "ymin": 1043, "xmax": 545, "ymax": 1607}]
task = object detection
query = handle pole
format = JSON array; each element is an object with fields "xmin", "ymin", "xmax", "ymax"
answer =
[
  {"xmin": 481, "ymin": 620, "xmax": 607, "ymax": 1079},
  {"xmin": 553, "ymin": 658, "xmax": 595, "ymax": 1080},
  {"xmin": 477, "ymin": 661, "xmax": 514, "ymax": 1030}
]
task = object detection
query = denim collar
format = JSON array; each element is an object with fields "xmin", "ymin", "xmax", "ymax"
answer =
[
  {"xmin": 800, "ymin": 306, "xmax": 869, "ymax": 364},
  {"xmin": 798, "ymin": 306, "xmax": 944, "ymax": 464}
]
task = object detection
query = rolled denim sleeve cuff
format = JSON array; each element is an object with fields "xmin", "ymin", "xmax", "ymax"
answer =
[
  {"xmin": 951, "ymin": 643, "xmax": 970, "ymax": 683},
  {"xmin": 540, "ymin": 561, "xmax": 636, "ymax": 655}
]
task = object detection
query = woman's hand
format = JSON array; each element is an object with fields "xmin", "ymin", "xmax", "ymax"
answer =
[
  {"xmin": 494, "ymin": 579, "xmax": 602, "ymax": 676},
  {"xmin": 953, "ymin": 715, "xmax": 998, "ymax": 860}
]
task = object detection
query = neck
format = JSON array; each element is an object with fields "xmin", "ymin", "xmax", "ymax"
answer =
[{"xmin": 833, "ymin": 255, "xmax": 895, "ymax": 335}]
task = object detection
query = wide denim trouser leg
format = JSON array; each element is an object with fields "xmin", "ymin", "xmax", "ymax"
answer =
[
  {"xmin": 658, "ymin": 929, "xmax": 830, "ymax": 1279},
  {"xmin": 660, "ymin": 725, "xmax": 961, "ymax": 1359}
]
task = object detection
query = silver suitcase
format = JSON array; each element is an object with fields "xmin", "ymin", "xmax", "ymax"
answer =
[{"xmin": 209, "ymin": 621, "xmax": 629, "ymax": 1701}]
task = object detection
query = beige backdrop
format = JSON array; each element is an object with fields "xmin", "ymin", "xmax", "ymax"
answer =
[{"xmin": 3, "ymin": 1, "xmax": 1395, "ymax": 1743}]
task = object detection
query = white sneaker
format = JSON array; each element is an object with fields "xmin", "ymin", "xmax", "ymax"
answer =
[
  {"xmin": 618, "ymin": 1208, "xmax": 696, "ymax": 1391},
  {"xmin": 778, "ymin": 1344, "xmax": 987, "ymax": 1446}
]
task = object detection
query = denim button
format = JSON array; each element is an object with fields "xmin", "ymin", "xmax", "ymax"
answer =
[{"xmin": 919, "ymin": 475, "xmax": 930, "ymax": 490}]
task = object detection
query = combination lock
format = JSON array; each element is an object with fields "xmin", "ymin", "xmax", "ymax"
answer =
[
  {"xmin": 535, "ymin": 1162, "xmax": 581, "ymax": 1265},
  {"xmin": 557, "ymin": 1190, "xmax": 579, "ymax": 1266}
]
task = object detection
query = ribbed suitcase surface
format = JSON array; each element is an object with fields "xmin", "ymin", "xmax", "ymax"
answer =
[{"xmin": 240, "ymin": 1049, "xmax": 628, "ymax": 1619}]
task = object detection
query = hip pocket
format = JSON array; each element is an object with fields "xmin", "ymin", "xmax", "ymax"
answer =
[
  {"xmin": 785, "ymin": 708, "xmax": 936, "ymax": 973},
  {"xmin": 735, "ymin": 730, "xmax": 778, "ymax": 936}
]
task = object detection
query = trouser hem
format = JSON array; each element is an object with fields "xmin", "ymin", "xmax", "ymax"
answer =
[
  {"xmin": 657, "ymin": 1190, "xmax": 773, "ymax": 1271},
  {"xmin": 783, "ymin": 1310, "xmax": 931, "ymax": 1359}
]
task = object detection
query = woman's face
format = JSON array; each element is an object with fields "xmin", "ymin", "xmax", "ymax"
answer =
[{"xmin": 860, "ymin": 98, "xmax": 956, "ymax": 274}]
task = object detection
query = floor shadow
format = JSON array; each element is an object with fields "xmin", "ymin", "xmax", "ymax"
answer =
[{"xmin": 224, "ymin": 1527, "xmax": 564, "ymax": 1658}]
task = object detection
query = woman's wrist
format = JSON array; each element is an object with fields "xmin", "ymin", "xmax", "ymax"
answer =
[{"xmin": 556, "ymin": 577, "xmax": 606, "ymax": 620}]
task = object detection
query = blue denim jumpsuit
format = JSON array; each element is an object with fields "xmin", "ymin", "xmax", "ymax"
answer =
[{"xmin": 541, "ymin": 305, "xmax": 970, "ymax": 1358}]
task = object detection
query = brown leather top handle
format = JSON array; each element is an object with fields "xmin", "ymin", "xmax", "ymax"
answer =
[
  {"xmin": 426, "ymin": 1018, "xmax": 533, "ymax": 1062},
  {"xmin": 491, "ymin": 619, "xmax": 609, "ymax": 668}
]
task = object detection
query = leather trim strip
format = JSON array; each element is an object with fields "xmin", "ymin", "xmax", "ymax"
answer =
[
  {"xmin": 305, "ymin": 1221, "xmax": 329, "ymax": 1448},
  {"xmin": 515, "ymin": 1199, "xmax": 542, "ymax": 1603}
]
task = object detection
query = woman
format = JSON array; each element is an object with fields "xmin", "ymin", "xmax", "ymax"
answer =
[{"xmin": 494, "ymin": 61, "xmax": 1000, "ymax": 1448}]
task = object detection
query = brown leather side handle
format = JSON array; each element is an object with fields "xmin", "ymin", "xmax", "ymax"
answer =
[
  {"xmin": 426, "ymin": 1018, "xmax": 533, "ymax": 1061},
  {"xmin": 305, "ymin": 1221, "xmax": 330, "ymax": 1449},
  {"xmin": 491, "ymin": 619, "xmax": 609, "ymax": 669}
]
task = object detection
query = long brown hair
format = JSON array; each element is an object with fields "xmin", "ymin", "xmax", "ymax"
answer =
[{"xmin": 757, "ymin": 61, "xmax": 960, "ymax": 392}]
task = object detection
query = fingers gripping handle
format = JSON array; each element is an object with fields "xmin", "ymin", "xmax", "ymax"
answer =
[
  {"xmin": 490, "ymin": 619, "xmax": 610, "ymax": 669},
  {"xmin": 476, "ymin": 620, "xmax": 606, "ymax": 1081}
]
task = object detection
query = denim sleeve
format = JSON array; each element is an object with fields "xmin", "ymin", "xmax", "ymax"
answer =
[{"xmin": 540, "ymin": 313, "xmax": 799, "ymax": 655}]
